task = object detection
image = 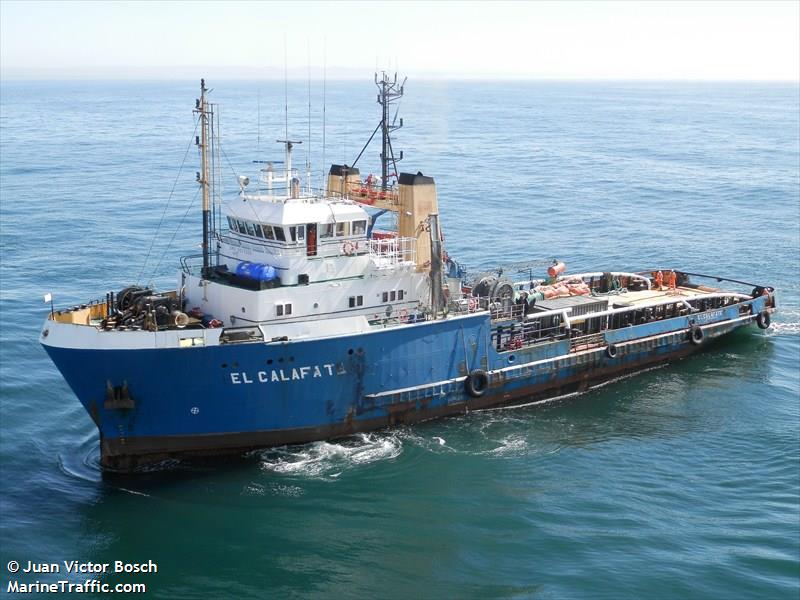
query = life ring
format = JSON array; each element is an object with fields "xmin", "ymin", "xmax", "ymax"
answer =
[
  {"xmin": 606, "ymin": 344, "xmax": 618, "ymax": 359},
  {"xmin": 689, "ymin": 325, "xmax": 704, "ymax": 345},
  {"xmin": 465, "ymin": 370, "xmax": 489, "ymax": 398},
  {"xmin": 756, "ymin": 311, "xmax": 771, "ymax": 329},
  {"xmin": 342, "ymin": 241, "xmax": 355, "ymax": 256},
  {"xmin": 399, "ymin": 309, "xmax": 408, "ymax": 323},
  {"xmin": 468, "ymin": 297, "xmax": 478, "ymax": 312}
]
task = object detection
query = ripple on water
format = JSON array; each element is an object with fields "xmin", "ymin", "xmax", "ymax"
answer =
[{"xmin": 56, "ymin": 431, "xmax": 103, "ymax": 485}]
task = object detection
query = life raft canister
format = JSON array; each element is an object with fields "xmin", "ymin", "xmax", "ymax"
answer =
[{"xmin": 465, "ymin": 370, "xmax": 489, "ymax": 398}]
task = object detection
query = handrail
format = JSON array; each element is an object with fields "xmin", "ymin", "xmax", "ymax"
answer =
[
  {"xmin": 368, "ymin": 236, "xmax": 416, "ymax": 266},
  {"xmin": 637, "ymin": 270, "xmax": 767, "ymax": 289}
]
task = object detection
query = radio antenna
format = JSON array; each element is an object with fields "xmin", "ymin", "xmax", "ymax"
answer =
[
  {"xmin": 283, "ymin": 36, "xmax": 288, "ymax": 143},
  {"xmin": 322, "ymin": 38, "xmax": 327, "ymax": 185},
  {"xmin": 307, "ymin": 39, "xmax": 312, "ymax": 193}
]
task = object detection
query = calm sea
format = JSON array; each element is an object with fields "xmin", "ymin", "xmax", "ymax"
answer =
[{"xmin": 1, "ymin": 80, "xmax": 798, "ymax": 599}]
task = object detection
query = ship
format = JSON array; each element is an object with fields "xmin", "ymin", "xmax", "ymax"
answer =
[{"xmin": 41, "ymin": 76, "xmax": 777, "ymax": 472}]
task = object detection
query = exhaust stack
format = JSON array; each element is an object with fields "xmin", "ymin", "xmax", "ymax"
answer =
[
  {"xmin": 326, "ymin": 164, "xmax": 360, "ymax": 198},
  {"xmin": 397, "ymin": 172, "xmax": 439, "ymax": 272}
]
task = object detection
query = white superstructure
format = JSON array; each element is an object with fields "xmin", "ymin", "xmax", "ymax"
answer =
[{"xmin": 181, "ymin": 140, "xmax": 438, "ymax": 332}]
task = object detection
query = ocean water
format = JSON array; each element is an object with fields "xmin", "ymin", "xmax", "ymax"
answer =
[{"xmin": 1, "ymin": 79, "xmax": 798, "ymax": 599}]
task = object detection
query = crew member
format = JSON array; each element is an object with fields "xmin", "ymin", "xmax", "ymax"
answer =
[{"xmin": 668, "ymin": 270, "xmax": 677, "ymax": 292}]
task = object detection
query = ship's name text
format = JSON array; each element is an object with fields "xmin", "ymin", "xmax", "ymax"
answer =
[
  {"xmin": 230, "ymin": 364, "xmax": 340, "ymax": 385},
  {"xmin": 695, "ymin": 310, "xmax": 724, "ymax": 323}
]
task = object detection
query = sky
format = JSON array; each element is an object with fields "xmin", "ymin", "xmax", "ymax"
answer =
[{"xmin": 1, "ymin": 0, "xmax": 798, "ymax": 80}]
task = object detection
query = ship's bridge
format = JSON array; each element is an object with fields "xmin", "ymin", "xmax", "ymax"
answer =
[
  {"xmin": 224, "ymin": 193, "xmax": 369, "ymax": 255},
  {"xmin": 217, "ymin": 193, "xmax": 415, "ymax": 286}
]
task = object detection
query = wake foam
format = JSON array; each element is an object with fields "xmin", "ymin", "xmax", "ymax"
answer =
[
  {"xmin": 258, "ymin": 432, "xmax": 404, "ymax": 480},
  {"xmin": 768, "ymin": 308, "xmax": 800, "ymax": 335}
]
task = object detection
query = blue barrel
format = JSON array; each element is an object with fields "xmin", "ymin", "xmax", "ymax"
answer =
[
  {"xmin": 236, "ymin": 261, "xmax": 276, "ymax": 281},
  {"xmin": 235, "ymin": 261, "xmax": 252, "ymax": 277}
]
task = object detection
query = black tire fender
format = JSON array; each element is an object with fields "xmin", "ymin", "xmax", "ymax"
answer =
[
  {"xmin": 689, "ymin": 325, "xmax": 704, "ymax": 345},
  {"xmin": 756, "ymin": 311, "xmax": 771, "ymax": 330},
  {"xmin": 465, "ymin": 370, "xmax": 489, "ymax": 398},
  {"xmin": 606, "ymin": 344, "xmax": 618, "ymax": 359}
]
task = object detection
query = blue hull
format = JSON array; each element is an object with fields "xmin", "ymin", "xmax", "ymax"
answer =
[{"xmin": 42, "ymin": 297, "xmax": 767, "ymax": 471}]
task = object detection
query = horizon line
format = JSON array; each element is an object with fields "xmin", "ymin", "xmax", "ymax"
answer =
[{"xmin": 2, "ymin": 76, "xmax": 798, "ymax": 84}]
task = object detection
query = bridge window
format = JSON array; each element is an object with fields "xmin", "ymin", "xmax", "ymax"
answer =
[
  {"xmin": 320, "ymin": 223, "xmax": 334, "ymax": 238},
  {"xmin": 353, "ymin": 220, "xmax": 366, "ymax": 235},
  {"xmin": 262, "ymin": 225, "xmax": 275, "ymax": 240},
  {"xmin": 335, "ymin": 222, "xmax": 350, "ymax": 237},
  {"xmin": 288, "ymin": 225, "xmax": 305, "ymax": 242},
  {"xmin": 273, "ymin": 227, "xmax": 286, "ymax": 242}
]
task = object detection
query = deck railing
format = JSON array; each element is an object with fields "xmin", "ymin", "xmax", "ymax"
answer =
[
  {"xmin": 344, "ymin": 181, "xmax": 401, "ymax": 207},
  {"xmin": 368, "ymin": 236, "xmax": 416, "ymax": 267}
]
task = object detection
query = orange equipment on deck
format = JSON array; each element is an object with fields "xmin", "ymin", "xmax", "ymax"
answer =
[{"xmin": 547, "ymin": 261, "xmax": 566, "ymax": 278}]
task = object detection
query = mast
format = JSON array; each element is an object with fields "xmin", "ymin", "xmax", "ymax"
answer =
[
  {"xmin": 194, "ymin": 79, "xmax": 211, "ymax": 276},
  {"xmin": 376, "ymin": 72, "xmax": 405, "ymax": 190},
  {"xmin": 351, "ymin": 72, "xmax": 406, "ymax": 184},
  {"xmin": 277, "ymin": 139, "xmax": 303, "ymax": 191}
]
